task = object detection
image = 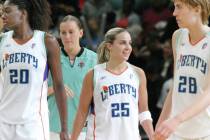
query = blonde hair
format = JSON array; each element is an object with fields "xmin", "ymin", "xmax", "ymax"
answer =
[
  {"xmin": 173, "ymin": 0, "xmax": 210, "ymax": 24},
  {"xmin": 97, "ymin": 27, "xmax": 127, "ymax": 64}
]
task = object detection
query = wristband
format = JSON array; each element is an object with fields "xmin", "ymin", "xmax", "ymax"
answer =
[{"xmin": 139, "ymin": 111, "xmax": 153, "ymax": 124}]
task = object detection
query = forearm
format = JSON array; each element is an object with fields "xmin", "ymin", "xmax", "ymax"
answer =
[
  {"xmin": 71, "ymin": 108, "xmax": 89, "ymax": 140},
  {"xmin": 175, "ymin": 90, "xmax": 210, "ymax": 123},
  {"xmin": 54, "ymin": 86, "xmax": 67, "ymax": 131},
  {"xmin": 156, "ymin": 91, "xmax": 172, "ymax": 128}
]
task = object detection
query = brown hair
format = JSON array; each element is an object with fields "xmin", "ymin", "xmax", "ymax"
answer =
[{"xmin": 60, "ymin": 15, "xmax": 82, "ymax": 29}]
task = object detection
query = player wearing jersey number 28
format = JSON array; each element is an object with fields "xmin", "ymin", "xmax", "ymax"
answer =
[{"xmin": 155, "ymin": 0, "xmax": 210, "ymax": 140}]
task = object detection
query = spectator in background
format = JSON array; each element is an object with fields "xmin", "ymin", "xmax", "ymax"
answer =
[
  {"xmin": 81, "ymin": 0, "xmax": 113, "ymax": 51},
  {"xmin": 115, "ymin": 0, "xmax": 140, "ymax": 28}
]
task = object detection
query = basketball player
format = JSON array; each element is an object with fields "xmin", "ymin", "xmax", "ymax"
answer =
[
  {"xmin": 155, "ymin": 0, "xmax": 210, "ymax": 140},
  {"xmin": 48, "ymin": 15, "xmax": 97, "ymax": 140},
  {"xmin": 70, "ymin": 27, "xmax": 154, "ymax": 140},
  {"xmin": 0, "ymin": 0, "xmax": 68, "ymax": 140}
]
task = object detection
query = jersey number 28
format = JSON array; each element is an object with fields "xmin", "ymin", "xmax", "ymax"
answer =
[{"xmin": 178, "ymin": 76, "xmax": 197, "ymax": 94}]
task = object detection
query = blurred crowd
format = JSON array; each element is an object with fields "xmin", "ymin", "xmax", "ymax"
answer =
[{"xmin": 47, "ymin": 0, "xmax": 210, "ymax": 131}]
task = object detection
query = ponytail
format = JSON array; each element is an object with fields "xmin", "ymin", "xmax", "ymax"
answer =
[{"xmin": 97, "ymin": 41, "xmax": 110, "ymax": 64}]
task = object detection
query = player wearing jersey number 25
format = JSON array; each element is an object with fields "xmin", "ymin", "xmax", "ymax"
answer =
[{"xmin": 70, "ymin": 27, "xmax": 154, "ymax": 140}]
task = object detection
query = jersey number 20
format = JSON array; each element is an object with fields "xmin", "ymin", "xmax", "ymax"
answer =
[{"xmin": 10, "ymin": 69, "xmax": 29, "ymax": 84}]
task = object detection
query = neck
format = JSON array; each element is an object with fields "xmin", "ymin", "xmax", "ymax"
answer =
[
  {"xmin": 106, "ymin": 60, "xmax": 128, "ymax": 74},
  {"xmin": 64, "ymin": 45, "xmax": 81, "ymax": 60},
  {"xmin": 188, "ymin": 24, "xmax": 209, "ymax": 44},
  {"xmin": 13, "ymin": 23, "xmax": 33, "ymax": 39}
]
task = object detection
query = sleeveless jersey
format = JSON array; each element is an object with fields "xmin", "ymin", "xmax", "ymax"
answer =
[
  {"xmin": 171, "ymin": 28, "xmax": 210, "ymax": 138},
  {"xmin": 0, "ymin": 30, "xmax": 49, "ymax": 124},
  {"xmin": 86, "ymin": 63, "xmax": 141, "ymax": 140}
]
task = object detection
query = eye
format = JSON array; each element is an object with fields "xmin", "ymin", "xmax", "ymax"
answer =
[
  {"xmin": 61, "ymin": 31, "xmax": 66, "ymax": 35},
  {"xmin": 68, "ymin": 31, "xmax": 73, "ymax": 34}
]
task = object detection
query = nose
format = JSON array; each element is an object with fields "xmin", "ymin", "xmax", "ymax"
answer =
[
  {"xmin": 1, "ymin": 12, "xmax": 7, "ymax": 20},
  {"xmin": 173, "ymin": 8, "xmax": 177, "ymax": 17},
  {"xmin": 126, "ymin": 43, "xmax": 132, "ymax": 51}
]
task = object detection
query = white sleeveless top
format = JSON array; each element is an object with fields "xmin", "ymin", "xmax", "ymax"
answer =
[
  {"xmin": 0, "ymin": 30, "xmax": 49, "ymax": 124},
  {"xmin": 86, "ymin": 63, "xmax": 141, "ymax": 140},
  {"xmin": 171, "ymin": 28, "xmax": 210, "ymax": 138}
]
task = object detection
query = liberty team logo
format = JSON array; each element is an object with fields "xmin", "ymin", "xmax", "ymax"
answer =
[
  {"xmin": 31, "ymin": 43, "xmax": 36, "ymax": 49},
  {"xmin": 78, "ymin": 61, "xmax": 85, "ymax": 68},
  {"xmin": 202, "ymin": 43, "xmax": 208, "ymax": 49},
  {"xmin": 4, "ymin": 53, "xmax": 10, "ymax": 60}
]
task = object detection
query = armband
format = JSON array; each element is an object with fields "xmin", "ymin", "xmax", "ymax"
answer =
[{"xmin": 139, "ymin": 111, "xmax": 153, "ymax": 124}]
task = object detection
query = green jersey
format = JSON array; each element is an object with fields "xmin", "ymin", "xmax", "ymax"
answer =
[{"xmin": 48, "ymin": 47, "xmax": 97, "ymax": 133}]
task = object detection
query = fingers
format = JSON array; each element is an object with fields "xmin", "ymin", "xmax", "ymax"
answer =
[
  {"xmin": 64, "ymin": 85, "xmax": 74, "ymax": 97},
  {"xmin": 155, "ymin": 122, "xmax": 173, "ymax": 140}
]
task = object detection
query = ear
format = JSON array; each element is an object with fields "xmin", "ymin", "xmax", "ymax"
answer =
[
  {"xmin": 195, "ymin": 5, "xmax": 201, "ymax": 14},
  {"xmin": 106, "ymin": 43, "xmax": 112, "ymax": 51},
  {"xmin": 79, "ymin": 29, "xmax": 84, "ymax": 38},
  {"xmin": 21, "ymin": 9, "xmax": 28, "ymax": 20}
]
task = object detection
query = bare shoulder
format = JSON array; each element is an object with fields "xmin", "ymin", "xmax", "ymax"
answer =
[
  {"xmin": 45, "ymin": 33, "xmax": 58, "ymax": 44},
  {"xmin": 44, "ymin": 33, "xmax": 60, "ymax": 53},
  {"xmin": 86, "ymin": 69, "xmax": 94, "ymax": 77}
]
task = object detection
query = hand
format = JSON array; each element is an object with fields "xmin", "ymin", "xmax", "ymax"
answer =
[
  {"xmin": 64, "ymin": 85, "xmax": 74, "ymax": 98},
  {"xmin": 154, "ymin": 117, "xmax": 181, "ymax": 140},
  {"xmin": 60, "ymin": 131, "xmax": 69, "ymax": 140}
]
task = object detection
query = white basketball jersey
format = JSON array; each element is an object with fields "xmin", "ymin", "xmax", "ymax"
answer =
[
  {"xmin": 172, "ymin": 28, "xmax": 210, "ymax": 138},
  {"xmin": 86, "ymin": 63, "xmax": 140, "ymax": 140},
  {"xmin": 0, "ymin": 30, "xmax": 49, "ymax": 124}
]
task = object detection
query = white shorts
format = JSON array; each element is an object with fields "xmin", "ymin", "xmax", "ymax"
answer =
[
  {"xmin": 50, "ymin": 132, "xmax": 86, "ymax": 140},
  {"xmin": 168, "ymin": 134, "xmax": 210, "ymax": 140},
  {"xmin": 0, "ymin": 120, "xmax": 49, "ymax": 140}
]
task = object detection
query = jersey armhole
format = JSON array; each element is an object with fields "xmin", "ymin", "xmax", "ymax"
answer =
[
  {"xmin": 174, "ymin": 29, "xmax": 183, "ymax": 52},
  {"xmin": 128, "ymin": 64, "xmax": 141, "ymax": 86},
  {"xmin": 42, "ymin": 32, "xmax": 47, "ymax": 54}
]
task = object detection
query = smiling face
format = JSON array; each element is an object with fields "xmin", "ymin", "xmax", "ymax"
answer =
[
  {"xmin": 108, "ymin": 31, "xmax": 132, "ymax": 62},
  {"xmin": 173, "ymin": 0, "xmax": 202, "ymax": 28},
  {"xmin": 59, "ymin": 20, "xmax": 83, "ymax": 50}
]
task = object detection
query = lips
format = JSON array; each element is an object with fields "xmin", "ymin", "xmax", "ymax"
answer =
[{"xmin": 2, "ymin": 18, "xmax": 8, "ymax": 25}]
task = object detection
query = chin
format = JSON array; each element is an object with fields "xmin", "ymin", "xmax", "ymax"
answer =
[{"xmin": 123, "ymin": 56, "xmax": 130, "ymax": 61}]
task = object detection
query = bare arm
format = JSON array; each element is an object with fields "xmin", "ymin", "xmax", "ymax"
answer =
[
  {"xmin": 155, "ymin": 88, "xmax": 172, "ymax": 129},
  {"xmin": 45, "ymin": 34, "xmax": 68, "ymax": 140},
  {"xmin": 135, "ymin": 67, "xmax": 154, "ymax": 140},
  {"xmin": 71, "ymin": 70, "xmax": 94, "ymax": 140}
]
